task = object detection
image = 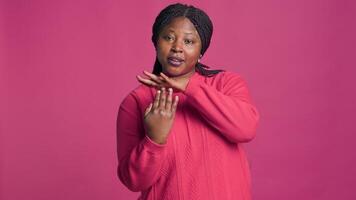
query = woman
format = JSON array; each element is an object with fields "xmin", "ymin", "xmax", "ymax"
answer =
[{"xmin": 116, "ymin": 3, "xmax": 260, "ymax": 200}]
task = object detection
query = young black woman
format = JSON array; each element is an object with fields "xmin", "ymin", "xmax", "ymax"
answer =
[{"xmin": 116, "ymin": 3, "xmax": 260, "ymax": 200}]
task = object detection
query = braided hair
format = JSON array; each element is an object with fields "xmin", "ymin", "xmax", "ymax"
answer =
[{"xmin": 151, "ymin": 3, "xmax": 224, "ymax": 77}]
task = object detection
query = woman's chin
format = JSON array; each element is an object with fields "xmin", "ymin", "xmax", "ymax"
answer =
[{"xmin": 162, "ymin": 67, "xmax": 183, "ymax": 77}]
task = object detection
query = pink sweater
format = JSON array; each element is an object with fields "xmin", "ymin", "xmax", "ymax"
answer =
[{"xmin": 116, "ymin": 70, "xmax": 260, "ymax": 200}]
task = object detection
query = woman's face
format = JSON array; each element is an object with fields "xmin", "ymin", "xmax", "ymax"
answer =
[{"xmin": 156, "ymin": 17, "xmax": 202, "ymax": 78}]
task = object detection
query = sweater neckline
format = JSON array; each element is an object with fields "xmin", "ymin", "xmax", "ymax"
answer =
[{"xmin": 174, "ymin": 70, "xmax": 200, "ymax": 93}]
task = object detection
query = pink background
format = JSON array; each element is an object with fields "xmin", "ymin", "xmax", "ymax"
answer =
[{"xmin": 1, "ymin": 0, "xmax": 356, "ymax": 199}]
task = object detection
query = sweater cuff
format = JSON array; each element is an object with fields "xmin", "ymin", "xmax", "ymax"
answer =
[{"xmin": 142, "ymin": 135, "xmax": 167, "ymax": 154}]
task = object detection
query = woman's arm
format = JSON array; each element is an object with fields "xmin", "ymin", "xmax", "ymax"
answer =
[
  {"xmin": 116, "ymin": 92, "xmax": 167, "ymax": 192},
  {"xmin": 184, "ymin": 72, "xmax": 260, "ymax": 143}
]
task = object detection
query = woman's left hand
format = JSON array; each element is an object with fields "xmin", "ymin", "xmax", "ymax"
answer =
[{"xmin": 136, "ymin": 70, "xmax": 189, "ymax": 92}]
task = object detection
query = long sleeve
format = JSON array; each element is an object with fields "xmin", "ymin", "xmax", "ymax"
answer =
[
  {"xmin": 116, "ymin": 92, "xmax": 168, "ymax": 192},
  {"xmin": 183, "ymin": 72, "xmax": 260, "ymax": 143}
]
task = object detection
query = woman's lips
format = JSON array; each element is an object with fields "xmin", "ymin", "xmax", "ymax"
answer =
[{"xmin": 167, "ymin": 57, "xmax": 184, "ymax": 67}]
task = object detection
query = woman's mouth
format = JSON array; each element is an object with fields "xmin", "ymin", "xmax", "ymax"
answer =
[{"xmin": 167, "ymin": 56, "xmax": 184, "ymax": 67}]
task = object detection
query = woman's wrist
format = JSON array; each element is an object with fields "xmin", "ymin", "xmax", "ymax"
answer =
[{"xmin": 147, "ymin": 134, "xmax": 167, "ymax": 145}]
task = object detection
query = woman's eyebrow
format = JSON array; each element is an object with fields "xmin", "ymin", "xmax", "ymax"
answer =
[{"xmin": 166, "ymin": 28, "xmax": 194, "ymax": 35}]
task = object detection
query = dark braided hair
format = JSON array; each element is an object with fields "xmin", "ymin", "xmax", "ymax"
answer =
[{"xmin": 151, "ymin": 3, "xmax": 224, "ymax": 77}]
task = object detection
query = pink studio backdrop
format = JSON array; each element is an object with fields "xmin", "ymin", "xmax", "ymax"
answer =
[{"xmin": 1, "ymin": 0, "xmax": 356, "ymax": 200}]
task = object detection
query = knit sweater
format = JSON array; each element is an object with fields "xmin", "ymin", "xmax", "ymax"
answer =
[{"xmin": 116, "ymin": 70, "xmax": 260, "ymax": 200}]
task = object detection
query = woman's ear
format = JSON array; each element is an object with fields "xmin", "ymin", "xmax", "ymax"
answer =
[{"xmin": 198, "ymin": 54, "xmax": 202, "ymax": 62}]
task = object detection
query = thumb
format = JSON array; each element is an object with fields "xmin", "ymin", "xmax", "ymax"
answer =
[{"xmin": 144, "ymin": 103, "xmax": 153, "ymax": 117}]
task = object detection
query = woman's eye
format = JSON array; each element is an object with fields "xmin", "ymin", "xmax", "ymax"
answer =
[
  {"xmin": 164, "ymin": 35, "xmax": 174, "ymax": 41},
  {"xmin": 184, "ymin": 39, "xmax": 193, "ymax": 45}
]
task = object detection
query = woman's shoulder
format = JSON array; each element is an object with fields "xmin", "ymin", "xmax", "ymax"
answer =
[
  {"xmin": 218, "ymin": 70, "xmax": 243, "ymax": 80},
  {"xmin": 120, "ymin": 83, "xmax": 153, "ymax": 108},
  {"xmin": 199, "ymin": 70, "xmax": 246, "ymax": 87},
  {"xmin": 131, "ymin": 83, "xmax": 153, "ymax": 96}
]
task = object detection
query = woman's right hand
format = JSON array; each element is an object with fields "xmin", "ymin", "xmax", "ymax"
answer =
[{"xmin": 143, "ymin": 87, "xmax": 179, "ymax": 144}]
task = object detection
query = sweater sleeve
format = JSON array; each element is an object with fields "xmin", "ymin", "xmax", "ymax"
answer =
[
  {"xmin": 183, "ymin": 72, "xmax": 260, "ymax": 143},
  {"xmin": 116, "ymin": 92, "xmax": 168, "ymax": 192}
]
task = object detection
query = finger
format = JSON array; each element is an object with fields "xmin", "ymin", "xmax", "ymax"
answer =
[
  {"xmin": 165, "ymin": 88, "xmax": 173, "ymax": 111},
  {"xmin": 160, "ymin": 72, "xmax": 172, "ymax": 83},
  {"xmin": 160, "ymin": 72, "xmax": 176, "ymax": 89},
  {"xmin": 153, "ymin": 89, "xmax": 161, "ymax": 109},
  {"xmin": 171, "ymin": 95, "xmax": 179, "ymax": 114},
  {"xmin": 144, "ymin": 103, "xmax": 153, "ymax": 117},
  {"xmin": 143, "ymin": 70, "xmax": 164, "ymax": 84},
  {"xmin": 159, "ymin": 87, "xmax": 166, "ymax": 109},
  {"xmin": 137, "ymin": 75, "xmax": 158, "ymax": 86},
  {"xmin": 137, "ymin": 75, "xmax": 159, "ymax": 87}
]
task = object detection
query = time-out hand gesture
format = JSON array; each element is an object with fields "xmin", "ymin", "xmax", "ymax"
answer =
[
  {"xmin": 143, "ymin": 87, "xmax": 179, "ymax": 144},
  {"xmin": 137, "ymin": 70, "xmax": 190, "ymax": 92}
]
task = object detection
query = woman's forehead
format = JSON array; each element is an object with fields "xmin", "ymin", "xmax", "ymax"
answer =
[{"xmin": 161, "ymin": 17, "xmax": 199, "ymax": 35}]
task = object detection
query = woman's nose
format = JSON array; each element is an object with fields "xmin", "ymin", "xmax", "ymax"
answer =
[{"xmin": 171, "ymin": 41, "xmax": 183, "ymax": 53}]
